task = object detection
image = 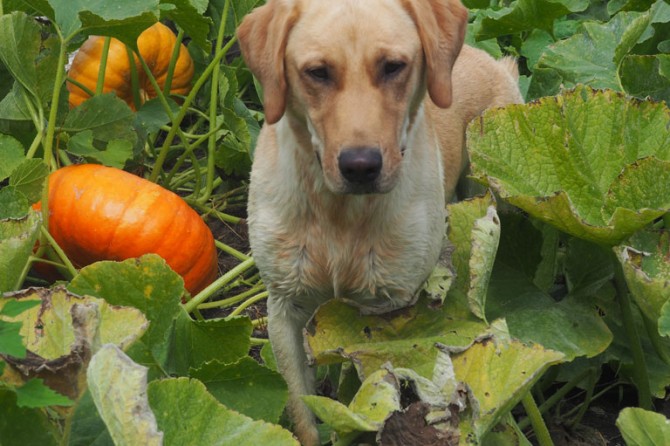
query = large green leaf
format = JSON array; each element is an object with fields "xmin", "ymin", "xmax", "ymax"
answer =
[
  {"xmin": 8, "ymin": 158, "xmax": 49, "ymax": 203},
  {"xmin": 476, "ymin": 0, "xmax": 589, "ymax": 40},
  {"xmin": 167, "ymin": 311, "xmax": 253, "ymax": 376},
  {"xmin": 617, "ymin": 407, "xmax": 670, "ymax": 445},
  {"xmin": 0, "ymin": 389, "xmax": 59, "ymax": 446},
  {"xmin": 304, "ymin": 368, "xmax": 400, "ymax": 435},
  {"xmin": 0, "ymin": 134, "xmax": 25, "ymax": 182},
  {"xmin": 469, "ymin": 86, "xmax": 670, "ymax": 245},
  {"xmin": 22, "ymin": 0, "xmax": 160, "ymax": 42},
  {"xmin": 452, "ymin": 335, "xmax": 564, "ymax": 438},
  {"xmin": 306, "ymin": 336, "xmax": 562, "ymax": 443},
  {"xmin": 0, "ymin": 210, "xmax": 41, "ymax": 293},
  {"xmin": 68, "ymin": 255, "xmax": 183, "ymax": 367},
  {"xmin": 305, "ymin": 299, "xmax": 486, "ymax": 379},
  {"xmin": 529, "ymin": 11, "xmax": 649, "ymax": 96},
  {"xmin": 617, "ymin": 230, "xmax": 670, "ymax": 336},
  {"xmin": 444, "ymin": 194, "xmax": 496, "ymax": 318},
  {"xmin": 65, "ymin": 390, "xmax": 113, "ymax": 446},
  {"xmin": 487, "ymin": 214, "xmax": 613, "ymax": 360},
  {"xmin": 620, "ymin": 54, "xmax": 670, "ymax": 103},
  {"xmin": 62, "ymin": 94, "xmax": 137, "ymax": 168},
  {"xmin": 159, "ymin": 0, "xmax": 212, "ymax": 49},
  {"xmin": 0, "ymin": 12, "xmax": 58, "ymax": 106},
  {"xmin": 14, "ymin": 378, "xmax": 73, "ymax": 408},
  {"xmin": 148, "ymin": 377, "xmax": 299, "ymax": 446},
  {"xmin": 190, "ymin": 357, "xmax": 288, "ymax": 423},
  {"xmin": 4, "ymin": 288, "xmax": 147, "ymax": 361},
  {"xmin": 87, "ymin": 345, "xmax": 163, "ymax": 446}
]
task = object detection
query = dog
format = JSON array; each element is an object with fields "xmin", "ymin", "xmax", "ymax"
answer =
[{"xmin": 238, "ymin": 1, "xmax": 523, "ymax": 444}]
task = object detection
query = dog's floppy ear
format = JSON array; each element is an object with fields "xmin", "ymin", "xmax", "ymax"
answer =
[
  {"xmin": 237, "ymin": 0, "xmax": 299, "ymax": 124},
  {"xmin": 401, "ymin": 0, "xmax": 468, "ymax": 109}
]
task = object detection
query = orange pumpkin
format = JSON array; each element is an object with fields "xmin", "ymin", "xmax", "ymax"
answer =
[
  {"xmin": 40, "ymin": 164, "xmax": 218, "ymax": 294},
  {"xmin": 67, "ymin": 22, "xmax": 194, "ymax": 109}
]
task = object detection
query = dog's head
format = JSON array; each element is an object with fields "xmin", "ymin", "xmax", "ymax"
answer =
[{"xmin": 238, "ymin": 0, "xmax": 467, "ymax": 194}]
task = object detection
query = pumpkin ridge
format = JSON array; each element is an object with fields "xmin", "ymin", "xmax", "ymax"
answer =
[{"xmin": 102, "ymin": 176, "xmax": 144, "ymax": 259}]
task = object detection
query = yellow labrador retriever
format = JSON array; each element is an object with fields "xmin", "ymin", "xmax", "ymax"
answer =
[{"xmin": 238, "ymin": 0, "xmax": 523, "ymax": 444}]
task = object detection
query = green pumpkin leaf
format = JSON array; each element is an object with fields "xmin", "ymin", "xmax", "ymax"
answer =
[
  {"xmin": 68, "ymin": 255, "xmax": 183, "ymax": 368},
  {"xmin": 487, "ymin": 214, "xmax": 613, "ymax": 360},
  {"xmin": 15, "ymin": 378, "xmax": 73, "ymax": 408},
  {"xmin": 530, "ymin": 12, "xmax": 649, "ymax": 93},
  {"xmin": 87, "ymin": 345, "xmax": 163, "ymax": 446},
  {"xmin": 168, "ymin": 311, "xmax": 253, "ymax": 376},
  {"xmin": 148, "ymin": 377, "xmax": 299, "ymax": 446},
  {"xmin": 0, "ymin": 210, "xmax": 41, "ymax": 293},
  {"xmin": 305, "ymin": 299, "xmax": 487, "ymax": 379},
  {"xmin": 452, "ymin": 337, "xmax": 564, "ymax": 438},
  {"xmin": 21, "ymin": 0, "xmax": 160, "ymax": 42},
  {"xmin": 190, "ymin": 357, "xmax": 288, "ymax": 423},
  {"xmin": 0, "ymin": 320, "xmax": 26, "ymax": 358},
  {"xmin": 0, "ymin": 12, "xmax": 58, "ymax": 106},
  {"xmin": 617, "ymin": 230, "xmax": 670, "ymax": 336},
  {"xmin": 4, "ymin": 287, "xmax": 147, "ymax": 361},
  {"xmin": 467, "ymin": 206, "xmax": 500, "ymax": 322},
  {"xmin": 159, "ymin": 0, "xmax": 212, "ymax": 49},
  {"xmin": 0, "ymin": 299, "xmax": 41, "ymax": 317},
  {"xmin": 303, "ymin": 368, "xmax": 400, "ymax": 434},
  {"xmin": 620, "ymin": 54, "xmax": 670, "ymax": 103},
  {"xmin": 476, "ymin": 0, "xmax": 589, "ymax": 40},
  {"xmin": 0, "ymin": 389, "xmax": 59, "ymax": 446},
  {"xmin": 9, "ymin": 158, "xmax": 49, "ymax": 204},
  {"xmin": 0, "ymin": 187, "xmax": 29, "ymax": 220},
  {"xmin": 0, "ymin": 133, "xmax": 25, "ymax": 182},
  {"xmin": 445, "ymin": 194, "xmax": 497, "ymax": 318},
  {"xmin": 469, "ymin": 86, "xmax": 670, "ymax": 245},
  {"xmin": 65, "ymin": 390, "xmax": 114, "ymax": 446},
  {"xmin": 617, "ymin": 407, "xmax": 670, "ymax": 445},
  {"xmin": 63, "ymin": 94, "xmax": 138, "ymax": 168}
]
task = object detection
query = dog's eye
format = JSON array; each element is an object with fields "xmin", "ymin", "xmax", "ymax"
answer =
[
  {"xmin": 306, "ymin": 67, "xmax": 330, "ymax": 82},
  {"xmin": 383, "ymin": 61, "xmax": 406, "ymax": 78}
]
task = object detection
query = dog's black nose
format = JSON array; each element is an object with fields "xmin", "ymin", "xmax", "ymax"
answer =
[{"xmin": 338, "ymin": 147, "xmax": 382, "ymax": 185}]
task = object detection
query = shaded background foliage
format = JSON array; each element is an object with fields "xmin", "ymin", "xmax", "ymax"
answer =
[{"xmin": 1, "ymin": 0, "xmax": 670, "ymax": 445}]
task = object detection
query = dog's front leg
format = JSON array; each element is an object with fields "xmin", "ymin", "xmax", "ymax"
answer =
[{"xmin": 267, "ymin": 295, "xmax": 320, "ymax": 446}]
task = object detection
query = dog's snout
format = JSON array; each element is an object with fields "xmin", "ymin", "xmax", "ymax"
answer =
[{"xmin": 338, "ymin": 147, "xmax": 382, "ymax": 185}]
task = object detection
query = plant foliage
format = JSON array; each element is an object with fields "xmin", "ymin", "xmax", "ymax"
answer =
[{"xmin": 1, "ymin": 0, "xmax": 670, "ymax": 445}]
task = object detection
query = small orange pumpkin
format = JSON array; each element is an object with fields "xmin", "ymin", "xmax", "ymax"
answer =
[
  {"xmin": 67, "ymin": 22, "xmax": 194, "ymax": 109},
  {"xmin": 40, "ymin": 164, "xmax": 218, "ymax": 294}
]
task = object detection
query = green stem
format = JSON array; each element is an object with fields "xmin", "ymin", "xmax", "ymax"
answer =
[
  {"xmin": 228, "ymin": 291, "xmax": 268, "ymax": 317},
  {"xmin": 521, "ymin": 392, "xmax": 554, "ymax": 446},
  {"xmin": 251, "ymin": 317, "xmax": 267, "ymax": 328},
  {"xmin": 40, "ymin": 226, "xmax": 78, "ymax": 278},
  {"xmin": 96, "ymin": 37, "xmax": 111, "ymax": 95},
  {"xmin": 198, "ymin": 0, "xmax": 231, "ymax": 204},
  {"xmin": 148, "ymin": 35, "xmax": 238, "ymax": 183},
  {"xmin": 41, "ymin": 32, "xmax": 69, "ymax": 233},
  {"xmin": 125, "ymin": 46, "xmax": 142, "ymax": 110},
  {"xmin": 250, "ymin": 336, "xmax": 269, "ymax": 345},
  {"xmin": 163, "ymin": 29, "xmax": 185, "ymax": 95},
  {"xmin": 65, "ymin": 77, "xmax": 95, "ymax": 98},
  {"xmin": 215, "ymin": 240, "xmax": 250, "ymax": 261},
  {"xmin": 612, "ymin": 252, "xmax": 653, "ymax": 410},
  {"xmin": 197, "ymin": 283, "xmax": 263, "ymax": 310},
  {"xmin": 183, "ymin": 257, "xmax": 256, "ymax": 313},
  {"xmin": 568, "ymin": 369, "xmax": 597, "ymax": 428},
  {"xmin": 518, "ymin": 368, "xmax": 592, "ymax": 430},
  {"xmin": 190, "ymin": 201, "xmax": 242, "ymax": 224}
]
